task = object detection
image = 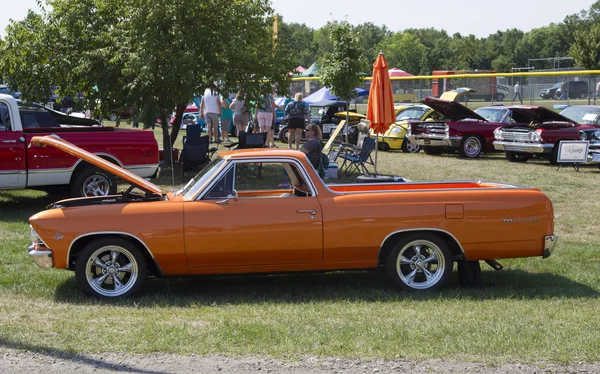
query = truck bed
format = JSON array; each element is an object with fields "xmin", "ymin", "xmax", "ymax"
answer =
[{"xmin": 327, "ymin": 180, "xmax": 518, "ymax": 193}]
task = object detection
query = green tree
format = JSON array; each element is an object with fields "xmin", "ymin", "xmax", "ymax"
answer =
[
  {"xmin": 377, "ymin": 31, "xmax": 426, "ymax": 75},
  {"xmin": 354, "ymin": 22, "xmax": 389, "ymax": 64},
  {"xmin": 319, "ymin": 21, "xmax": 365, "ymax": 141},
  {"xmin": 570, "ymin": 23, "xmax": 600, "ymax": 69},
  {"xmin": 278, "ymin": 21, "xmax": 316, "ymax": 68}
]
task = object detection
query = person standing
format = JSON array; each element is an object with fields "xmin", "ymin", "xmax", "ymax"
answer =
[
  {"xmin": 230, "ymin": 91, "xmax": 247, "ymax": 136},
  {"xmin": 595, "ymin": 80, "xmax": 600, "ymax": 100},
  {"xmin": 255, "ymin": 86, "xmax": 276, "ymax": 134},
  {"xmin": 131, "ymin": 105, "xmax": 139, "ymax": 128},
  {"xmin": 220, "ymin": 94, "xmax": 233, "ymax": 143},
  {"xmin": 559, "ymin": 80, "xmax": 568, "ymax": 101},
  {"xmin": 512, "ymin": 81, "xmax": 521, "ymax": 103},
  {"xmin": 200, "ymin": 88, "xmax": 222, "ymax": 143},
  {"xmin": 268, "ymin": 87, "xmax": 283, "ymax": 148},
  {"xmin": 284, "ymin": 93, "xmax": 311, "ymax": 150}
]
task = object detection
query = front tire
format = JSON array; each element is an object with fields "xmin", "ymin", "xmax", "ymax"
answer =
[
  {"xmin": 278, "ymin": 126, "xmax": 290, "ymax": 143},
  {"xmin": 70, "ymin": 166, "xmax": 117, "ymax": 197},
  {"xmin": 385, "ymin": 233, "xmax": 452, "ymax": 291},
  {"xmin": 109, "ymin": 112, "xmax": 118, "ymax": 121},
  {"xmin": 75, "ymin": 237, "xmax": 147, "ymax": 299},
  {"xmin": 459, "ymin": 135, "xmax": 483, "ymax": 158},
  {"xmin": 496, "ymin": 93, "xmax": 505, "ymax": 101},
  {"xmin": 506, "ymin": 151, "xmax": 529, "ymax": 163}
]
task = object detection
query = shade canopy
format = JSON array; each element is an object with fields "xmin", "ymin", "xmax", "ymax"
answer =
[
  {"xmin": 368, "ymin": 54, "xmax": 396, "ymax": 134},
  {"xmin": 304, "ymin": 87, "xmax": 369, "ymax": 105},
  {"xmin": 388, "ymin": 67, "xmax": 413, "ymax": 77}
]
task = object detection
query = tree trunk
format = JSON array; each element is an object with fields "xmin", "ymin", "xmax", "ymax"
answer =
[
  {"xmin": 160, "ymin": 113, "xmax": 172, "ymax": 166},
  {"xmin": 169, "ymin": 103, "xmax": 186, "ymax": 147}
]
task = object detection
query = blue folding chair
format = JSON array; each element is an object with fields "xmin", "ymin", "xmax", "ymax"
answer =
[{"xmin": 337, "ymin": 137, "xmax": 376, "ymax": 178}]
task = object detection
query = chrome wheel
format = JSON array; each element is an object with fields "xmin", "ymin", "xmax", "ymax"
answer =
[
  {"xmin": 461, "ymin": 136, "xmax": 482, "ymax": 158},
  {"xmin": 404, "ymin": 139, "xmax": 421, "ymax": 153},
  {"xmin": 85, "ymin": 245, "xmax": 139, "ymax": 297},
  {"xmin": 387, "ymin": 236, "xmax": 451, "ymax": 291},
  {"xmin": 82, "ymin": 174, "xmax": 112, "ymax": 196}
]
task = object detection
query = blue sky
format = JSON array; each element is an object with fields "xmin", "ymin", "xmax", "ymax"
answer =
[{"xmin": 1, "ymin": 0, "xmax": 596, "ymax": 38}]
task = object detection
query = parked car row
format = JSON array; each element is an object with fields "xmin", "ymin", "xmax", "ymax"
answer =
[{"xmin": 399, "ymin": 95, "xmax": 600, "ymax": 166}]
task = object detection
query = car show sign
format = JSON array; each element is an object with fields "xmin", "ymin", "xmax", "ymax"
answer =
[{"xmin": 557, "ymin": 140, "xmax": 589, "ymax": 163}]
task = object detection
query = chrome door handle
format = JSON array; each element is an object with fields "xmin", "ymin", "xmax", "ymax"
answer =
[
  {"xmin": 297, "ymin": 209, "xmax": 316, "ymax": 215},
  {"xmin": 2, "ymin": 140, "xmax": 16, "ymax": 143}
]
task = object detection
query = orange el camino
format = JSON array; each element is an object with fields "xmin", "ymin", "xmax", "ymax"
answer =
[{"xmin": 28, "ymin": 135, "xmax": 558, "ymax": 298}]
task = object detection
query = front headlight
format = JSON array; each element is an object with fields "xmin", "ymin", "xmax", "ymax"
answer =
[
  {"xmin": 529, "ymin": 129, "xmax": 542, "ymax": 142},
  {"xmin": 444, "ymin": 125, "xmax": 449, "ymax": 137},
  {"xmin": 407, "ymin": 125, "xmax": 412, "ymax": 136},
  {"xmin": 494, "ymin": 128, "xmax": 503, "ymax": 140},
  {"xmin": 390, "ymin": 127, "xmax": 402, "ymax": 135}
]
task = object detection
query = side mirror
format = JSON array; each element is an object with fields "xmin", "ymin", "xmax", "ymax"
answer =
[{"xmin": 216, "ymin": 189, "xmax": 238, "ymax": 205}]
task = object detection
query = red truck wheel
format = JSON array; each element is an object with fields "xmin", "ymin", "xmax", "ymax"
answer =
[{"xmin": 70, "ymin": 166, "xmax": 117, "ymax": 197}]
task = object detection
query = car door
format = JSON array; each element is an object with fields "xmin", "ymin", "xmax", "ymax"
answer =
[
  {"xmin": 184, "ymin": 160, "xmax": 323, "ymax": 269},
  {"xmin": 0, "ymin": 101, "xmax": 25, "ymax": 187}
]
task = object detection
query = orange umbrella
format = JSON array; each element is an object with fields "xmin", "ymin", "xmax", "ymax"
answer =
[
  {"xmin": 368, "ymin": 53, "xmax": 395, "ymax": 134},
  {"xmin": 367, "ymin": 53, "xmax": 395, "ymax": 174}
]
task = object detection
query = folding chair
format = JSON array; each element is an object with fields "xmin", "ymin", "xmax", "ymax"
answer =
[
  {"xmin": 337, "ymin": 136, "xmax": 376, "ymax": 179},
  {"xmin": 226, "ymin": 131, "xmax": 267, "ymax": 178},
  {"xmin": 180, "ymin": 135, "xmax": 215, "ymax": 180}
]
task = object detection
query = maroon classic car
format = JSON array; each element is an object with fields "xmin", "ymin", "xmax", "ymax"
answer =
[
  {"xmin": 493, "ymin": 106, "xmax": 600, "ymax": 164},
  {"xmin": 406, "ymin": 97, "xmax": 512, "ymax": 158}
]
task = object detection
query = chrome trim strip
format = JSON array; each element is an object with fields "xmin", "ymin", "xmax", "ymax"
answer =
[
  {"xmin": 66, "ymin": 231, "xmax": 163, "ymax": 275},
  {"xmin": 493, "ymin": 141, "xmax": 554, "ymax": 154},
  {"xmin": 0, "ymin": 170, "xmax": 26, "ymax": 175},
  {"xmin": 322, "ymin": 180, "xmax": 522, "ymax": 195},
  {"xmin": 195, "ymin": 157, "xmax": 317, "ymax": 201},
  {"xmin": 377, "ymin": 228, "xmax": 466, "ymax": 260}
]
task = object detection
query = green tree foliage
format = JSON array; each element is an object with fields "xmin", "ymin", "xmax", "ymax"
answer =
[
  {"xmin": 319, "ymin": 21, "xmax": 365, "ymax": 101},
  {"xmin": 376, "ymin": 32, "xmax": 426, "ymax": 75},
  {"xmin": 277, "ymin": 21, "xmax": 316, "ymax": 68},
  {"xmin": 354, "ymin": 22, "xmax": 390, "ymax": 64},
  {"xmin": 1, "ymin": 0, "xmax": 294, "ymax": 164},
  {"xmin": 570, "ymin": 23, "xmax": 600, "ymax": 69}
]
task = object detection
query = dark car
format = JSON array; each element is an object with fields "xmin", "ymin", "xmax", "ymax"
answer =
[{"xmin": 540, "ymin": 81, "xmax": 589, "ymax": 100}]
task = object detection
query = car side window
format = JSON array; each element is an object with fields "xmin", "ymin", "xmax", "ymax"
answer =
[
  {"xmin": 204, "ymin": 166, "xmax": 235, "ymax": 199},
  {"xmin": 0, "ymin": 103, "xmax": 11, "ymax": 131}
]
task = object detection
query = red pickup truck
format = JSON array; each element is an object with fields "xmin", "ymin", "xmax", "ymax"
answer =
[{"xmin": 0, "ymin": 94, "xmax": 159, "ymax": 197}]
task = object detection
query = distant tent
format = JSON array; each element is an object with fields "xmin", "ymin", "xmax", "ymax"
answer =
[
  {"xmin": 304, "ymin": 86, "xmax": 369, "ymax": 105},
  {"xmin": 295, "ymin": 65, "xmax": 307, "ymax": 73},
  {"xmin": 299, "ymin": 62, "xmax": 321, "ymax": 77},
  {"xmin": 388, "ymin": 67, "xmax": 413, "ymax": 77}
]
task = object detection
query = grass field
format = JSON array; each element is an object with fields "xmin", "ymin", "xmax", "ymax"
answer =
[{"xmin": 1, "ymin": 123, "xmax": 600, "ymax": 364}]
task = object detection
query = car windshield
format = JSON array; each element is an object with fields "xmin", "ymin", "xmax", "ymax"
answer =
[
  {"xmin": 560, "ymin": 107, "xmax": 600, "ymax": 125},
  {"xmin": 396, "ymin": 107, "xmax": 427, "ymax": 121},
  {"xmin": 474, "ymin": 107, "xmax": 510, "ymax": 123},
  {"xmin": 176, "ymin": 158, "xmax": 226, "ymax": 199}
]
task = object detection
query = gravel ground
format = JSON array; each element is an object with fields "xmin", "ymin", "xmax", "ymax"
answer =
[{"xmin": 1, "ymin": 349, "xmax": 599, "ymax": 374}]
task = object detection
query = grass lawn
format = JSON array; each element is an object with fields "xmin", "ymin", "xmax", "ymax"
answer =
[{"xmin": 1, "ymin": 123, "xmax": 600, "ymax": 364}]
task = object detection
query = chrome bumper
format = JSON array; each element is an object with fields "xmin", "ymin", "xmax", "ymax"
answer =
[
  {"xmin": 543, "ymin": 235, "xmax": 559, "ymax": 259},
  {"xmin": 493, "ymin": 141, "xmax": 554, "ymax": 154},
  {"xmin": 407, "ymin": 135, "xmax": 461, "ymax": 147},
  {"xmin": 28, "ymin": 244, "xmax": 54, "ymax": 269}
]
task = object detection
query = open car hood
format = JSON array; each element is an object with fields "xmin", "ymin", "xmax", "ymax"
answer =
[
  {"xmin": 507, "ymin": 105, "xmax": 577, "ymax": 125},
  {"xmin": 420, "ymin": 97, "xmax": 486, "ymax": 121},
  {"xmin": 439, "ymin": 87, "xmax": 476, "ymax": 102},
  {"xmin": 29, "ymin": 135, "xmax": 162, "ymax": 196}
]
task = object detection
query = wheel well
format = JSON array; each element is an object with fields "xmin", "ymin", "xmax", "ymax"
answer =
[
  {"xmin": 68, "ymin": 234, "xmax": 162, "ymax": 277},
  {"xmin": 70, "ymin": 156, "xmax": 120, "ymax": 184},
  {"xmin": 378, "ymin": 230, "xmax": 465, "ymax": 266}
]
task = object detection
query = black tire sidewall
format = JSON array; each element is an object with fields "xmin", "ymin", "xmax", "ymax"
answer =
[
  {"xmin": 75, "ymin": 237, "xmax": 147, "ymax": 299},
  {"xmin": 385, "ymin": 233, "xmax": 452, "ymax": 291},
  {"xmin": 70, "ymin": 166, "xmax": 117, "ymax": 197}
]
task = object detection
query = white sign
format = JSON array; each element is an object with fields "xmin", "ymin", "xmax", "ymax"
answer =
[{"xmin": 557, "ymin": 141, "xmax": 589, "ymax": 163}]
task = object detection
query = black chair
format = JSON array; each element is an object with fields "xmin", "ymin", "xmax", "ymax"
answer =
[
  {"xmin": 337, "ymin": 136, "xmax": 376, "ymax": 179},
  {"xmin": 226, "ymin": 131, "xmax": 267, "ymax": 178},
  {"xmin": 180, "ymin": 135, "xmax": 215, "ymax": 180}
]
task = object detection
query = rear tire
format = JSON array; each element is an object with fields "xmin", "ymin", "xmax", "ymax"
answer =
[
  {"xmin": 496, "ymin": 93, "xmax": 505, "ymax": 101},
  {"xmin": 505, "ymin": 151, "xmax": 530, "ymax": 163},
  {"xmin": 70, "ymin": 166, "xmax": 117, "ymax": 197},
  {"xmin": 278, "ymin": 126, "xmax": 290, "ymax": 143},
  {"xmin": 385, "ymin": 233, "xmax": 452, "ymax": 291}
]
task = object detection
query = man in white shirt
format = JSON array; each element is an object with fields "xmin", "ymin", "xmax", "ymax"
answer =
[
  {"xmin": 200, "ymin": 88, "xmax": 222, "ymax": 143},
  {"xmin": 512, "ymin": 81, "xmax": 521, "ymax": 103}
]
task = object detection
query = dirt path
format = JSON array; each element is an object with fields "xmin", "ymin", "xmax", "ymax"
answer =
[{"xmin": 1, "ymin": 349, "xmax": 598, "ymax": 373}]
